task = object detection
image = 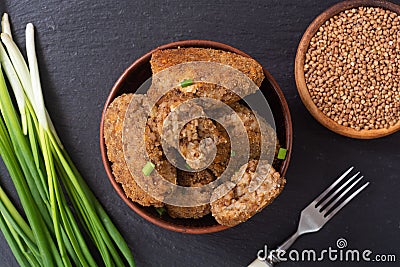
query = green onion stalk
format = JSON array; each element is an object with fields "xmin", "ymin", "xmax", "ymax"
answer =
[{"xmin": 0, "ymin": 14, "xmax": 135, "ymax": 266}]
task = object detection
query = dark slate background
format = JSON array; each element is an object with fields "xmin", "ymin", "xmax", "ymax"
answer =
[{"xmin": 0, "ymin": 0, "xmax": 399, "ymax": 266}]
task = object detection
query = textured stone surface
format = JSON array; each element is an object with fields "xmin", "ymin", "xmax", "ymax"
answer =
[{"xmin": 0, "ymin": 0, "xmax": 399, "ymax": 266}]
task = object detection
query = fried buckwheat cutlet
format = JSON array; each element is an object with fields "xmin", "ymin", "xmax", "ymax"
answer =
[
  {"xmin": 166, "ymin": 204, "xmax": 211, "ymax": 219},
  {"xmin": 104, "ymin": 93, "xmax": 176, "ymax": 207},
  {"xmin": 210, "ymin": 160, "xmax": 285, "ymax": 227},
  {"xmin": 166, "ymin": 169, "xmax": 216, "ymax": 219},
  {"xmin": 206, "ymin": 122, "xmax": 231, "ymax": 177},
  {"xmin": 103, "ymin": 94, "xmax": 134, "ymax": 164},
  {"xmin": 151, "ymin": 48, "xmax": 265, "ymax": 87},
  {"xmin": 111, "ymin": 162, "xmax": 162, "ymax": 207},
  {"xmin": 210, "ymin": 102, "xmax": 278, "ymax": 168},
  {"xmin": 149, "ymin": 48, "xmax": 265, "ymax": 104},
  {"xmin": 230, "ymin": 102, "xmax": 277, "ymax": 160}
]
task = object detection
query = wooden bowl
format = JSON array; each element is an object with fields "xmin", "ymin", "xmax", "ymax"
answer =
[
  {"xmin": 100, "ymin": 40, "xmax": 292, "ymax": 234},
  {"xmin": 295, "ymin": 0, "xmax": 400, "ymax": 139}
]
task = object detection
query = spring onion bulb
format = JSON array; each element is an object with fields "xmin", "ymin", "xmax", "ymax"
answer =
[
  {"xmin": 25, "ymin": 23, "xmax": 47, "ymax": 130},
  {"xmin": 1, "ymin": 14, "xmax": 12, "ymax": 39},
  {"xmin": 0, "ymin": 42, "xmax": 27, "ymax": 134}
]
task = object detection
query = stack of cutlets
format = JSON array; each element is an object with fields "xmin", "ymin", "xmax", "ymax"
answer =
[{"xmin": 104, "ymin": 48, "xmax": 285, "ymax": 226}]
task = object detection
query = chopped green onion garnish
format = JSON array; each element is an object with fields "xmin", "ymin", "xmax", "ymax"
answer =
[
  {"xmin": 230, "ymin": 150, "xmax": 236, "ymax": 157},
  {"xmin": 142, "ymin": 161, "xmax": 155, "ymax": 176},
  {"xmin": 185, "ymin": 163, "xmax": 192, "ymax": 170},
  {"xmin": 155, "ymin": 207, "xmax": 166, "ymax": 216},
  {"xmin": 180, "ymin": 79, "xmax": 193, "ymax": 88},
  {"xmin": 277, "ymin": 148, "xmax": 287, "ymax": 160}
]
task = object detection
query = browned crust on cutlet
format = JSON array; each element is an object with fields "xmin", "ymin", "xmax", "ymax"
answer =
[
  {"xmin": 150, "ymin": 48, "xmax": 265, "ymax": 87},
  {"xmin": 111, "ymin": 162, "xmax": 163, "ymax": 207},
  {"xmin": 210, "ymin": 160, "xmax": 285, "ymax": 227},
  {"xmin": 166, "ymin": 170, "xmax": 215, "ymax": 219},
  {"xmin": 104, "ymin": 94, "xmax": 164, "ymax": 207},
  {"xmin": 103, "ymin": 94, "xmax": 133, "ymax": 164},
  {"xmin": 230, "ymin": 102, "xmax": 278, "ymax": 161},
  {"xmin": 166, "ymin": 204, "xmax": 211, "ymax": 219}
]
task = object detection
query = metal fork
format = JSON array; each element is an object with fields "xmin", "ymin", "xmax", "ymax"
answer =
[{"xmin": 248, "ymin": 166, "xmax": 369, "ymax": 267}]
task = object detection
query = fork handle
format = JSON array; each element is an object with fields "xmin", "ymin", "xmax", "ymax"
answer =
[
  {"xmin": 269, "ymin": 232, "xmax": 301, "ymax": 265},
  {"xmin": 277, "ymin": 231, "xmax": 300, "ymax": 252},
  {"xmin": 248, "ymin": 232, "xmax": 300, "ymax": 267}
]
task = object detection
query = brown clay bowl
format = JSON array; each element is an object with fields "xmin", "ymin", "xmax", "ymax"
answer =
[
  {"xmin": 295, "ymin": 0, "xmax": 400, "ymax": 139},
  {"xmin": 100, "ymin": 40, "xmax": 292, "ymax": 234}
]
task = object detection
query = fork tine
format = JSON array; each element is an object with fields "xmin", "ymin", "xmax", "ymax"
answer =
[
  {"xmin": 317, "ymin": 172, "xmax": 360, "ymax": 209},
  {"xmin": 322, "ymin": 176, "xmax": 364, "ymax": 214},
  {"xmin": 313, "ymin": 166, "xmax": 354, "ymax": 204},
  {"xmin": 325, "ymin": 182, "xmax": 370, "ymax": 220}
]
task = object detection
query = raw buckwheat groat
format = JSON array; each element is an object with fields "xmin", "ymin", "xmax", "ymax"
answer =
[{"xmin": 305, "ymin": 7, "xmax": 400, "ymax": 131}]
